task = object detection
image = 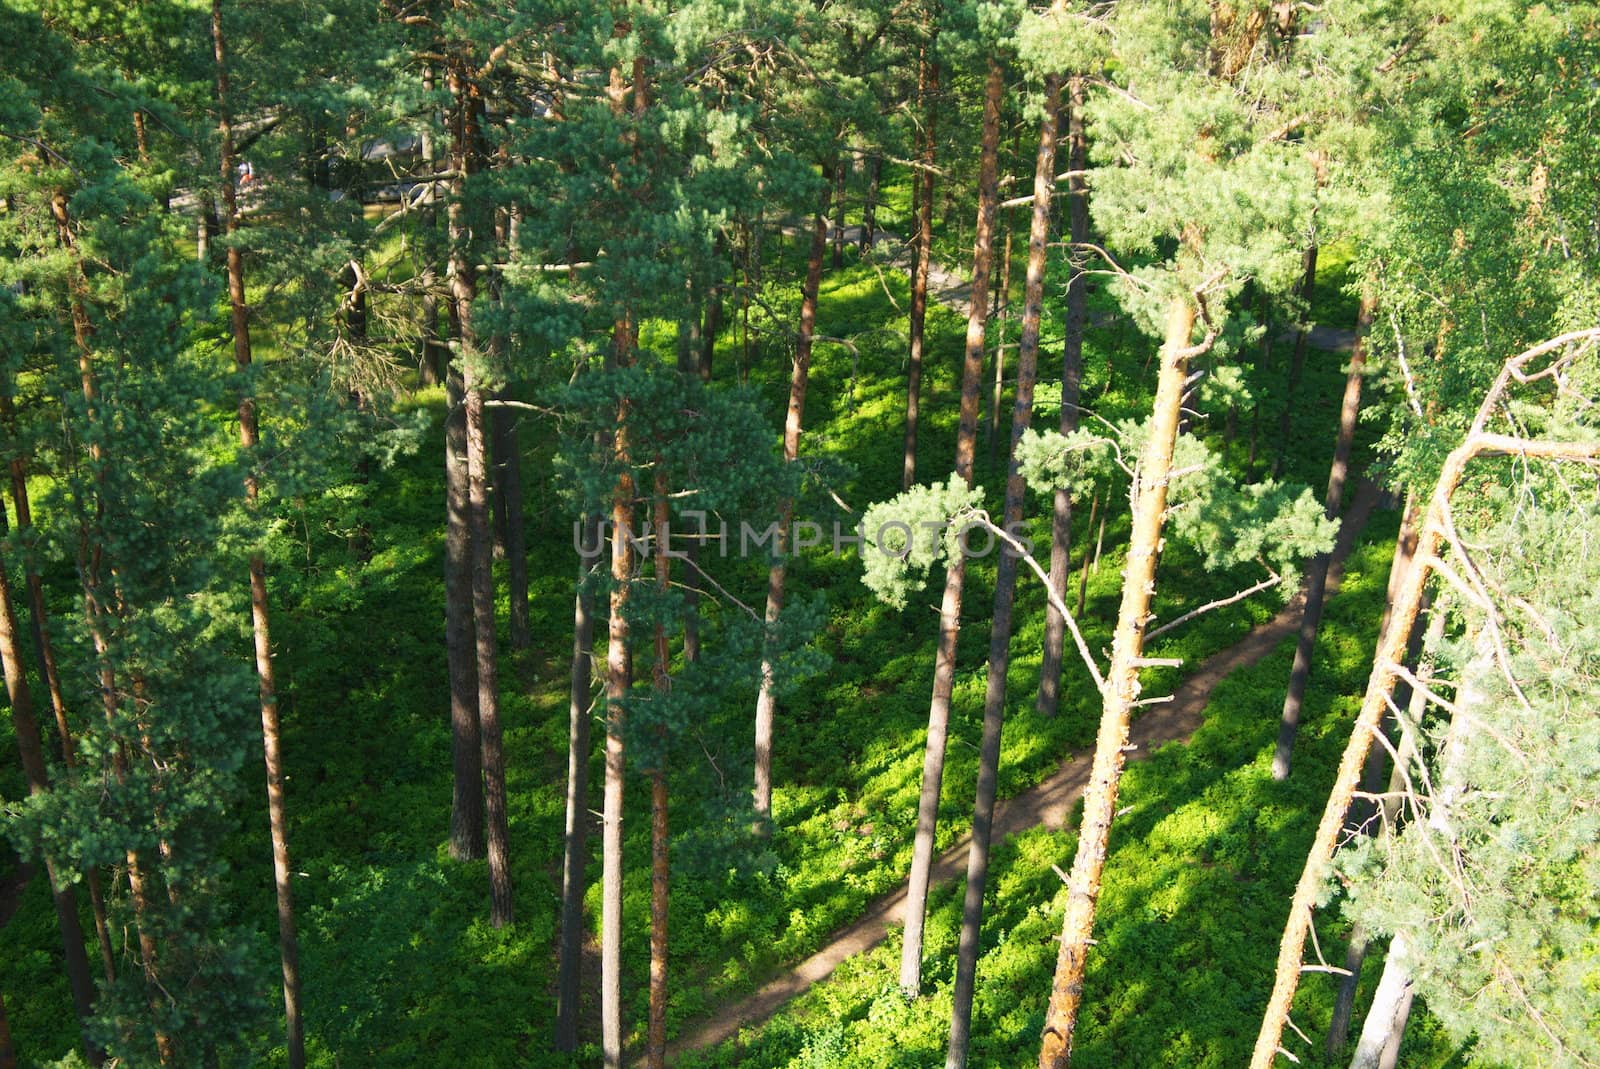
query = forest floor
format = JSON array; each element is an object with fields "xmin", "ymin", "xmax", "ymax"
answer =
[{"xmin": 659, "ymin": 454, "xmax": 1384, "ymax": 1054}]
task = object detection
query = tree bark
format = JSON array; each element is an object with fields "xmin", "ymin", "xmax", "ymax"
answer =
[
  {"xmin": 646, "ymin": 474, "xmax": 671, "ymax": 1069},
  {"xmin": 212, "ymin": 4, "xmax": 305, "ymax": 1061},
  {"xmin": 1037, "ymin": 76, "xmax": 1089, "ymax": 718},
  {"xmin": 988, "ymin": 225, "xmax": 1013, "ymax": 465},
  {"xmin": 1248, "ymin": 328, "xmax": 1600, "ymax": 1067},
  {"xmin": 1272, "ymin": 294, "xmax": 1374, "ymax": 779},
  {"xmin": 900, "ymin": 58, "xmax": 1003, "ymax": 998},
  {"xmin": 947, "ymin": 71, "xmax": 1061, "ymax": 1069},
  {"xmin": 1349, "ymin": 933, "xmax": 1414, "ymax": 1069},
  {"xmin": 676, "ymin": 292, "xmax": 703, "ymax": 662},
  {"xmin": 0, "ymin": 549, "xmax": 100, "ymax": 1066},
  {"xmin": 831, "ymin": 156, "xmax": 847, "ymax": 269},
  {"xmin": 600, "ymin": 320, "xmax": 637, "ymax": 1068},
  {"xmin": 752, "ymin": 176, "xmax": 831, "ymax": 827},
  {"xmin": 445, "ymin": 360, "xmax": 484, "ymax": 860},
  {"xmin": 555, "ymin": 511, "xmax": 600, "ymax": 1051},
  {"xmin": 492, "ymin": 403, "xmax": 531, "ymax": 649},
  {"xmin": 1037, "ymin": 296, "xmax": 1198, "ymax": 1067},
  {"xmin": 447, "ymin": 54, "xmax": 512, "ymax": 927},
  {"xmin": 2, "ymin": 431, "xmax": 116, "ymax": 985},
  {"xmin": 861, "ymin": 155, "xmax": 881, "ymax": 251},
  {"xmin": 902, "ymin": 45, "xmax": 939, "ymax": 491},
  {"xmin": 417, "ymin": 69, "xmax": 443, "ymax": 386}
]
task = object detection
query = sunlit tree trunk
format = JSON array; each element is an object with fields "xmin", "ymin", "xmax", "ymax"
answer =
[
  {"xmin": 646, "ymin": 472, "xmax": 672, "ymax": 1069},
  {"xmin": 1038, "ymin": 296, "xmax": 1198, "ymax": 1066},
  {"xmin": 902, "ymin": 42, "xmax": 939, "ymax": 491},
  {"xmin": 555, "ymin": 510, "xmax": 600, "ymax": 1051},
  {"xmin": 901, "ymin": 58, "xmax": 1003, "ymax": 998},
  {"xmin": 948, "ymin": 70, "xmax": 1061, "ymax": 1068},
  {"xmin": 752, "ymin": 174, "xmax": 831, "ymax": 827},
  {"xmin": 1037, "ymin": 75, "xmax": 1089, "ymax": 717},
  {"xmin": 214, "ymin": 3, "xmax": 304, "ymax": 1057}
]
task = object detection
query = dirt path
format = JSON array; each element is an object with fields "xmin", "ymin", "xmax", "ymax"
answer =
[{"xmin": 664, "ymin": 480, "xmax": 1382, "ymax": 1062}]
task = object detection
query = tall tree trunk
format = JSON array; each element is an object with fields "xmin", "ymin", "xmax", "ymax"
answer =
[
  {"xmin": 676, "ymin": 291, "xmax": 703, "ymax": 663},
  {"xmin": 1247, "ymin": 329, "xmax": 1600, "ymax": 1066},
  {"xmin": 947, "ymin": 72, "xmax": 1062, "ymax": 1069},
  {"xmin": 0, "ymin": 550, "xmax": 100, "ymax": 1066},
  {"xmin": 646, "ymin": 474, "xmax": 671, "ymax": 1069},
  {"xmin": 1038, "ymin": 296, "xmax": 1199, "ymax": 1066},
  {"xmin": 860, "ymin": 155, "xmax": 881, "ymax": 252},
  {"xmin": 492, "ymin": 403, "xmax": 531, "ymax": 649},
  {"xmin": 601, "ymin": 315, "xmax": 637, "ymax": 1069},
  {"xmin": 752, "ymin": 176, "xmax": 831, "ymax": 827},
  {"xmin": 212, "ymin": 5, "xmax": 305, "ymax": 1061},
  {"xmin": 445, "ymin": 360, "xmax": 484, "ymax": 860},
  {"xmin": 555, "ymin": 511, "xmax": 600, "ymax": 1051},
  {"xmin": 1272, "ymin": 293, "xmax": 1374, "ymax": 779},
  {"xmin": 902, "ymin": 46, "xmax": 939, "ymax": 491},
  {"xmin": 988, "ymin": 225, "xmax": 1013, "ymax": 465},
  {"xmin": 1271, "ymin": 158, "xmax": 1325, "ymax": 479},
  {"xmin": 1349, "ymin": 940, "xmax": 1414, "ymax": 1069},
  {"xmin": 417, "ymin": 69, "xmax": 443, "ymax": 386},
  {"xmin": 448, "ymin": 55, "xmax": 513, "ymax": 928},
  {"xmin": 2, "ymin": 435, "xmax": 116, "ymax": 984},
  {"xmin": 900, "ymin": 58, "xmax": 1003, "ymax": 998},
  {"xmin": 1037, "ymin": 76, "xmax": 1089, "ymax": 717},
  {"xmin": 52, "ymin": 189, "xmax": 169, "ymax": 1066}
]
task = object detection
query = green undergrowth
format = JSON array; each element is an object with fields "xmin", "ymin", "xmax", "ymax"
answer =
[{"xmin": 2, "ymin": 183, "xmax": 1433, "ymax": 1067}]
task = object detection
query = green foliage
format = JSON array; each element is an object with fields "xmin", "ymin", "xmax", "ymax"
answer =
[{"xmin": 856, "ymin": 475, "xmax": 983, "ymax": 610}]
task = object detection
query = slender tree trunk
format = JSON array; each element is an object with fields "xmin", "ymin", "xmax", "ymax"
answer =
[
  {"xmin": 831, "ymin": 157, "xmax": 847, "ymax": 269},
  {"xmin": 901, "ymin": 59, "xmax": 1003, "ymax": 998},
  {"xmin": 676, "ymin": 293, "xmax": 703, "ymax": 662},
  {"xmin": 601, "ymin": 315, "xmax": 637, "ymax": 1069},
  {"xmin": 988, "ymin": 225, "xmax": 1013, "ymax": 465},
  {"xmin": 902, "ymin": 46, "xmax": 939, "ymax": 491},
  {"xmin": 948, "ymin": 72, "xmax": 1061, "ymax": 1069},
  {"xmin": 1037, "ymin": 76, "xmax": 1089, "ymax": 717},
  {"xmin": 555, "ymin": 511, "xmax": 600, "ymax": 1051},
  {"xmin": 0, "ymin": 552, "xmax": 99, "ymax": 1066},
  {"xmin": 1075, "ymin": 495, "xmax": 1096, "ymax": 618},
  {"xmin": 752, "ymin": 176, "xmax": 831, "ymax": 827},
  {"xmin": 448, "ymin": 55, "xmax": 513, "ymax": 928},
  {"xmin": 1349, "ymin": 931, "xmax": 1415, "ymax": 1068},
  {"xmin": 646, "ymin": 474, "xmax": 671, "ymax": 1069},
  {"xmin": 861, "ymin": 155, "xmax": 881, "ymax": 251},
  {"xmin": 2, "ymin": 438, "xmax": 117, "ymax": 984},
  {"xmin": 445, "ymin": 360, "xmax": 484, "ymax": 859},
  {"xmin": 212, "ymin": 6, "xmax": 305, "ymax": 1061},
  {"xmin": 492, "ymin": 404, "xmax": 531, "ymax": 649},
  {"xmin": 417, "ymin": 69, "xmax": 443, "ymax": 386},
  {"xmin": 1247, "ymin": 329, "xmax": 1600, "ymax": 1066},
  {"xmin": 1272, "ymin": 161, "xmax": 1324, "ymax": 478},
  {"xmin": 1038, "ymin": 296, "xmax": 1199, "ymax": 1066},
  {"xmin": 1272, "ymin": 294, "xmax": 1375, "ymax": 779},
  {"xmin": 52, "ymin": 189, "xmax": 169, "ymax": 1066}
]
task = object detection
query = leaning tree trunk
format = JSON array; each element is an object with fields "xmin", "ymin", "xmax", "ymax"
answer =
[
  {"xmin": 900, "ymin": 58, "xmax": 1003, "ymax": 998},
  {"xmin": 646, "ymin": 473, "xmax": 672, "ymax": 1069},
  {"xmin": 555, "ymin": 511, "xmax": 600, "ymax": 1051},
  {"xmin": 212, "ymin": 4, "xmax": 305, "ymax": 1061},
  {"xmin": 1037, "ymin": 296, "xmax": 1199, "ymax": 1067},
  {"xmin": 988, "ymin": 224, "xmax": 1013, "ymax": 465},
  {"xmin": 751, "ymin": 176, "xmax": 831, "ymax": 827},
  {"xmin": 1248, "ymin": 328, "xmax": 1600, "ymax": 1068},
  {"xmin": 0, "ymin": 550, "xmax": 99, "ymax": 1066},
  {"xmin": 902, "ymin": 44, "xmax": 939, "ymax": 491},
  {"xmin": 1271, "ymin": 157, "xmax": 1325, "ymax": 479},
  {"xmin": 1272, "ymin": 293, "xmax": 1374, "ymax": 780},
  {"xmin": 947, "ymin": 71, "xmax": 1061, "ymax": 1069},
  {"xmin": 1036, "ymin": 75, "xmax": 1089, "ymax": 718}
]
